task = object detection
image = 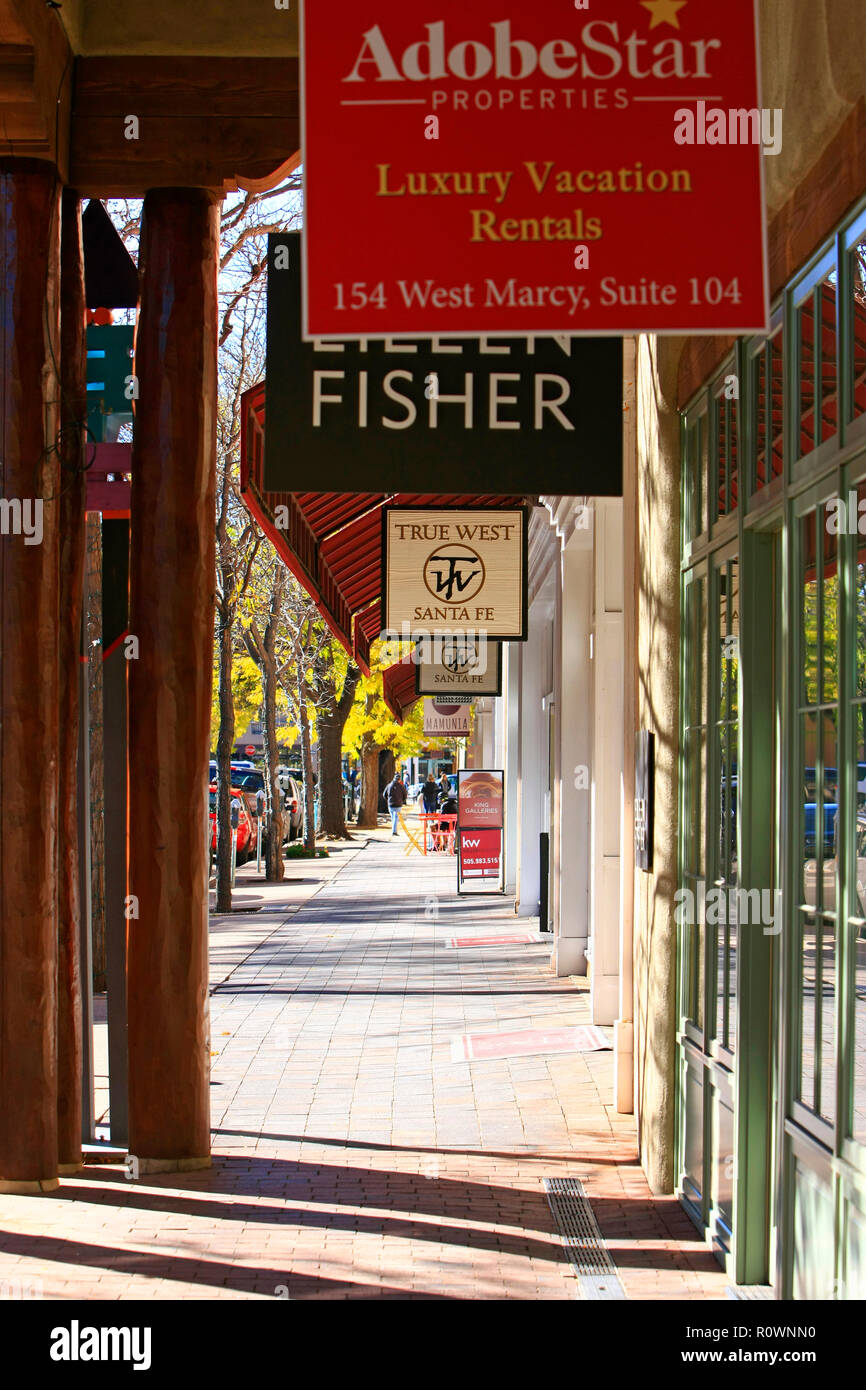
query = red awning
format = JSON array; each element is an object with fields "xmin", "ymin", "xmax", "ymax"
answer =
[
  {"xmin": 381, "ymin": 653, "xmax": 419, "ymax": 724},
  {"xmin": 240, "ymin": 379, "xmax": 532, "ymax": 676}
]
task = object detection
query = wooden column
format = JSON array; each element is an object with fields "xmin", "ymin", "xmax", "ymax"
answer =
[
  {"xmin": 0, "ymin": 160, "xmax": 61, "ymax": 1191},
  {"xmin": 57, "ymin": 189, "xmax": 87, "ymax": 1171},
  {"xmin": 127, "ymin": 188, "xmax": 218, "ymax": 1170},
  {"xmin": 102, "ymin": 517, "xmax": 130, "ymax": 1145}
]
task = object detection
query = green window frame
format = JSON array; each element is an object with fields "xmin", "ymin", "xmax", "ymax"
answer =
[{"xmin": 678, "ymin": 195, "xmax": 866, "ymax": 1294}]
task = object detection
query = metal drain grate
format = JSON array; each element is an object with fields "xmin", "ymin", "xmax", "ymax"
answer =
[{"xmin": 544, "ymin": 1177, "xmax": 627, "ymax": 1300}]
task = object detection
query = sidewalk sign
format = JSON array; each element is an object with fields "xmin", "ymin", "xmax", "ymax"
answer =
[{"xmin": 457, "ymin": 767, "xmax": 505, "ymax": 894}]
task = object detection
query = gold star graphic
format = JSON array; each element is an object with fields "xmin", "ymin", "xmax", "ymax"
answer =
[{"xmin": 640, "ymin": 0, "xmax": 688, "ymax": 29}]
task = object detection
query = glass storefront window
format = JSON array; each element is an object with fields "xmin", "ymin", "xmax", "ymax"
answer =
[
  {"xmin": 715, "ymin": 384, "xmax": 739, "ymax": 519},
  {"xmin": 679, "ymin": 197, "xmax": 866, "ymax": 1292},
  {"xmin": 714, "ymin": 559, "xmax": 739, "ymax": 1054},
  {"xmin": 797, "ymin": 266, "xmax": 838, "ymax": 458},
  {"xmin": 751, "ymin": 327, "xmax": 784, "ymax": 491},
  {"xmin": 684, "ymin": 411, "xmax": 708, "ymax": 543},
  {"xmin": 849, "ymin": 480, "xmax": 866, "ymax": 1143},
  {"xmin": 797, "ymin": 296, "xmax": 816, "ymax": 458},
  {"xmin": 822, "ymin": 519, "xmax": 839, "ymax": 704},
  {"xmin": 802, "ymin": 511, "xmax": 819, "ymax": 705},
  {"xmin": 818, "ymin": 274, "xmax": 838, "ymax": 446},
  {"xmin": 797, "ymin": 507, "xmax": 838, "ymax": 1128},
  {"xmin": 682, "ymin": 574, "xmax": 707, "ymax": 1031},
  {"xmin": 851, "ymin": 235, "xmax": 866, "ymax": 421}
]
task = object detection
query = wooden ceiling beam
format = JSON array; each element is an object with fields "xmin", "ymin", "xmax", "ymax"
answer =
[
  {"xmin": 0, "ymin": 0, "xmax": 72, "ymax": 175},
  {"xmin": 70, "ymin": 57, "xmax": 301, "ymax": 197}
]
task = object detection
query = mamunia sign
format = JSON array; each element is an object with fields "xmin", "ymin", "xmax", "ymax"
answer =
[
  {"xmin": 423, "ymin": 699, "xmax": 472, "ymax": 736},
  {"xmin": 299, "ymin": 0, "xmax": 768, "ymax": 337}
]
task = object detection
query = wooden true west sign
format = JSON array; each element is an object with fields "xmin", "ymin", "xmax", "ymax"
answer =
[
  {"xmin": 264, "ymin": 233, "xmax": 622, "ymax": 496},
  {"xmin": 416, "ymin": 637, "xmax": 502, "ymax": 696},
  {"xmin": 383, "ymin": 506, "xmax": 527, "ymax": 640}
]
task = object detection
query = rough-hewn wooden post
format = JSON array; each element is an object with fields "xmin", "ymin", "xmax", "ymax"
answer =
[
  {"xmin": 127, "ymin": 188, "xmax": 218, "ymax": 1170},
  {"xmin": 56, "ymin": 189, "xmax": 88, "ymax": 1171},
  {"xmin": 0, "ymin": 160, "xmax": 61, "ymax": 1191}
]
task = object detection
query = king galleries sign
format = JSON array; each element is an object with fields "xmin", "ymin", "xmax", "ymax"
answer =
[
  {"xmin": 299, "ymin": 0, "xmax": 768, "ymax": 337},
  {"xmin": 383, "ymin": 507, "xmax": 527, "ymax": 640}
]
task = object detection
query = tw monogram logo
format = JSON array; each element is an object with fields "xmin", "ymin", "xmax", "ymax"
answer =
[
  {"xmin": 442, "ymin": 637, "xmax": 482, "ymax": 673},
  {"xmin": 423, "ymin": 545, "xmax": 485, "ymax": 603}
]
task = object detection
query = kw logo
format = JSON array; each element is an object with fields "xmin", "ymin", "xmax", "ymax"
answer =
[{"xmin": 463, "ymin": 837, "xmax": 481, "ymax": 847}]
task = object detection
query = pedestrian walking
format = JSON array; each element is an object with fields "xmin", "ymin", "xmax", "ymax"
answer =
[
  {"xmin": 383, "ymin": 771, "xmax": 407, "ymax": 835},
  {"xmin": 421, "ymin": 772, "xmax": 440, "ymax": 814},
  {"xmin": 438, "ymin": 770, "xmax": 451, "ymax": 800}
]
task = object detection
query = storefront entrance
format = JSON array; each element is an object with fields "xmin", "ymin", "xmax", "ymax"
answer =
[
  {"xmin": 677, "ymin": 528, "xmax": 778, "ymax": 1285},
  {"xmin": 676, "ymin": 197, "xmax": 866, "ymax": 1296}
]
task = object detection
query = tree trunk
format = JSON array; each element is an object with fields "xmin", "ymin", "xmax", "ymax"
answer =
[
  {"xmin": 381, "ymin": 749, "xmax": 395, "ymax": 794},
  {"xmin": 358, "ymin": 740, "xmax": 381, "ymax": 828},
  {"xmin": 318, "ymin": 723, "xmax": 345, "ymax": 836},
  {"xmin": 355, "ymin": 690, "xmax": 380, "ymax": 828},
  {"xmin": 244, "ymin": 567, "xmax": 286, "ymax": 881},
  {"xmin": 261, "ymin": 648, "xmax": 284, "ymax": 881},
  {"xmin": 299, "ymin": 690, "xmax": 316, "ymax": 852},
  {"xmin": 215, "ymin": 608, "xmax": 234, "ymax": 911},
  {"xmin": 318, "ymin": 662, "xmax": 360, "ymax": 838}
]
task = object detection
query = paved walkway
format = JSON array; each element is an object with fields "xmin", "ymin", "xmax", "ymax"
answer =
[{"xmin": 0, "ymin": 831, "xmax": 727, "ymax": 1300}]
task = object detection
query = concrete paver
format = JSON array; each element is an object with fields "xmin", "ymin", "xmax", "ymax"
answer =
[{"xmin": 0, "ymin": 829, "xmax": 727, "ymax": 1299}]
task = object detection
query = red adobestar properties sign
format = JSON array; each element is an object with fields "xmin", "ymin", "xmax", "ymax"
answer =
[{"xmin": 299, "ymin": 0, "xmax": 768, "ymax": 338}]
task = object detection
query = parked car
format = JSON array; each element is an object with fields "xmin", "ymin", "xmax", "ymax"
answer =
[
  {"xmin": 804, "ymin": 809, "xmax": 866, "ymax": 919},
  {"xmin": 282, "ymin": 775, "xmax": 303, "ymax": 840},
  {"xmin": 208, "ymin": 784, "xmax": 253, "ymax": 864},
  {"xmin": 230, "ymin": 768, "xmax": 266, "ymax": 821},
  {"xmin": 278, "ymin": 769, "xmax": 311, "ymax": 838},
  {"xmin": 210, "ymin": 761, "xmax": 305, "ymax": 847},
  {"xmin": 258, "ymin": 775, "xmax": 302, "ymax": 855}
]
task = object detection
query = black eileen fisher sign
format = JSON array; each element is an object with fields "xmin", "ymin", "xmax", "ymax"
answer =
[{"xmin": 264, "ymin": 233, "xmax": 622, "ymax": 496}]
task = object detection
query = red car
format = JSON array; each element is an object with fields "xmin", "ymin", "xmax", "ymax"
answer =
[{"xmin": 208, "ymin": 784, "xmax": 254, "ymax": 864}]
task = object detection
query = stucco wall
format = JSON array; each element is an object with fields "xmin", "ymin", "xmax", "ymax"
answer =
[
  {"xmin": 760, "ymin": 0, "xmax": 866, "ymax": 216},
  {"xmin": 634, "ymin": 336, "xmax": 681, "ymax": 1193}
]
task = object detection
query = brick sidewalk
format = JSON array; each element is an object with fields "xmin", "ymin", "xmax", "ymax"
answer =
[{"xmin": 0, "ymin": 833, "xmax": 727, "ymax": 1300}]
